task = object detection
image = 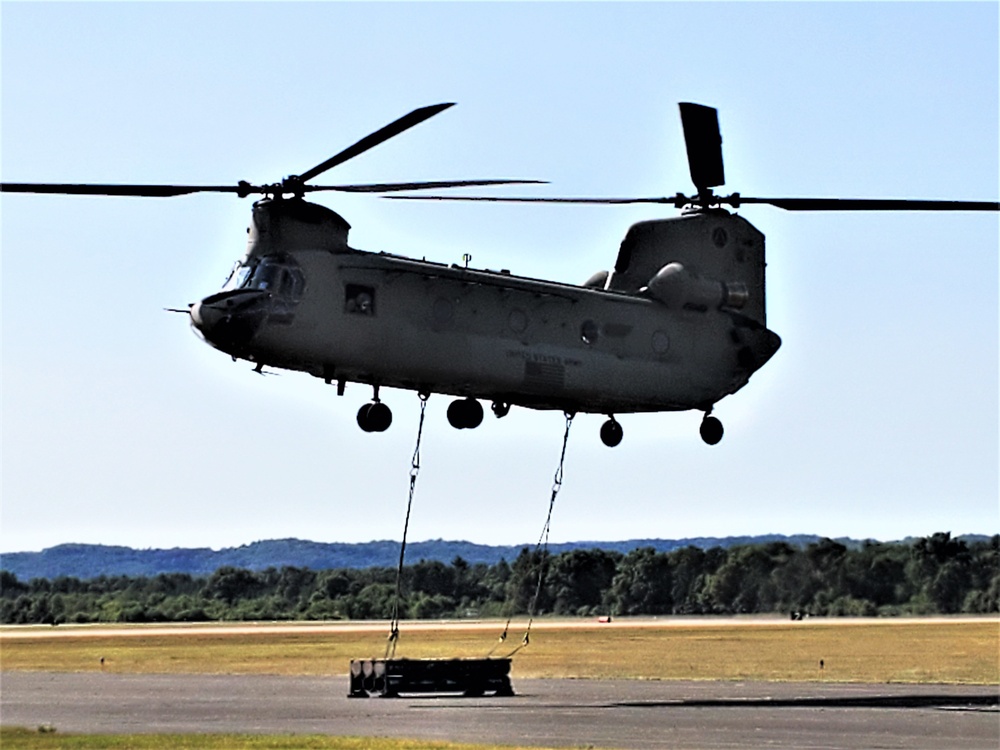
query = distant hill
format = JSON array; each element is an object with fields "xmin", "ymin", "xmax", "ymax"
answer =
[
  {"xmin": 0, "ymin": 534, "xmax": 867, "ymax": 580},
  {"xmin": 2, "ymin": 534, "xmax": 992, "ymax": 581}
]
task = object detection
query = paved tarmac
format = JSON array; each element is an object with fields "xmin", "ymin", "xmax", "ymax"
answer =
[{"xmin": 2, "ymin": 672, "xmax": 997, "ymax": 749}]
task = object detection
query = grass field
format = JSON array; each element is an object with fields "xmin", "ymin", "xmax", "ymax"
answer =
[{"xmin": 2, "ymin": 617, "xmax": 997, "ymax": 684}]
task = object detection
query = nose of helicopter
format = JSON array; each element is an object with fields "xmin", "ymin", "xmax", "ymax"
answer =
[{"xmin": 190, "ymin": 289, "xmax": 271, "ymax": 353}]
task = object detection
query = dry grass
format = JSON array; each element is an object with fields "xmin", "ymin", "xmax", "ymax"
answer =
[{"xmin": 1, "ymin": 618, "xmax": 997, "ymax": 684}]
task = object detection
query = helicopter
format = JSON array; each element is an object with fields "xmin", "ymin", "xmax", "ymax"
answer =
[{"xmin": 3, "ymin": 103, "xmax": 997, "ymax": 447}]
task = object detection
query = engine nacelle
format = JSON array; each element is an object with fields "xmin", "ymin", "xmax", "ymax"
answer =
[
  {"xmin": 642, "ymin": 262, "xmax": 748, "ymax": 311},
  {"xmin": 610, "ymin": 211, "xmax": 767, "ymax": 325}
]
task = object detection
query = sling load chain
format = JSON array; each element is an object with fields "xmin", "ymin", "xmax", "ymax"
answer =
[
  {"xmin": 489, "ymin": 411, "xmax": 573, "ymax": 658},
  {"xmin": 385, "ymin": 393, "xmax": 428, "ymax": 660},
  {"xmin": 385, "ymin": 394, "xmax": 574, "ymax": 660}
]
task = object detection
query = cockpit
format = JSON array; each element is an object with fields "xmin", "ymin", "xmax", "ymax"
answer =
[{"xmin": 224, "ymin": 255, "xmax": 306, "ymax": 302}]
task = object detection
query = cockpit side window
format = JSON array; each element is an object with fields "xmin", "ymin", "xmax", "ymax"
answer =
[
  {"xmin": 250, "ymin": 256, "xmax": 305, "ymax": 301},
  {"xmin": 281, "ymin": 266, "xmax": 306, "ymax": 300},
  {"xmin": 252, "ymin": 260, "xmax": 281, "ymax": 291}
]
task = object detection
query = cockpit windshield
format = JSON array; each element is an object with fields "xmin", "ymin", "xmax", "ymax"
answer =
[
  {"xmin": 223, "ymin": 261, "xmax": 254, "ymax": 291},
  {"xmin": 222, "ymin": 256, "xmax": 305, "ymax": 301}
]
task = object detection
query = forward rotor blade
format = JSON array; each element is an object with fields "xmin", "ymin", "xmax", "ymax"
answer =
[
  {"xmin": 297, "ymin": 103, "xmax": 456, "ymax": 183},
  {"xmin": 736, "ymin": 196, "xmax": 1000, "ymax": 211},
  {"xmin": 679, "ymin": 102, "xmax": 725, "ymax": 191},
  {"xmin": 1, "ymin": 182, "xmax": 249, "ymax": 197},
  {"xmin": 385, "ymin": 195, "xmax": 671, "ymax": 203},
  {"xmin": 306, "ymin": 179, "xmax": 547, "ymax": 193}
]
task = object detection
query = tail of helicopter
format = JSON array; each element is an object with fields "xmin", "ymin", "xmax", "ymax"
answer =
[{"xmin": 609, "ymin": 210, "xmax": 781, "ymax": 383}]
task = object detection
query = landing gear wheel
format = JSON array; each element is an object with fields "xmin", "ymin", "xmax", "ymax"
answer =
[
  {"xmin": 600, "ymin": 417, "xmax": 623, "ymax": 447},
  {"xmin": 357, "ymin": 402, "xmax": 392, "ymax": 432},
  {"xmin": 491, "ymin": 400, "xmax": 511, "ymax": 418},
  {"xmin": 465, "ymin": 400, "xmax": 484, "ymax": 428},
  {"xmin": 700, "ymin": 415, "xmax": 724, "ymax": 445},
  {"xmin": 367, "ymin": 402, "xmax": 392, "ymax": 432},
  {"xmin": 447, "ymin": 398, "xmax": 484, "ymax": 429},
  {"xmin": 357, "ymin": 403, "xmax": 374, "ymax": 432}
]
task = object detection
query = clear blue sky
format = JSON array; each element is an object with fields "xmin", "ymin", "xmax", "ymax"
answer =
[{"xmin": 2, "ymin": 2, "xmax": 997, "ymax": 554}]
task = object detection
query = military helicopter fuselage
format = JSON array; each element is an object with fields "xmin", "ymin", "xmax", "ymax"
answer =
[
  {"xmin": 7, "ymin": 101, "xmax": 993, "ymax": 445},
  {"xmin": 191, "ymin": 195, "xmax": 780, "ymax": 442}
]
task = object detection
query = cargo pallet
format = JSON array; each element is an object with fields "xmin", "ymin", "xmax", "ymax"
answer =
[{"xmin": 348, "ymin": 657, "xmax": 514, "ymax": 698}]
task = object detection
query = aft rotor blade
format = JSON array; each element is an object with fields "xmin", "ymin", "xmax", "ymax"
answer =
[
  {"xmin": 679, "ymin": 102, "xmax": 725, "ymax": 191},
  {"xmin": 388, "ymin": 193, "xmax": 1000, "ymax": 211},
  {"xmin": 297, "ymin": 103, "xmax": 456, "ymax": 184},
  {"xmin": 307, "ymin": 179, "xmax": 547, "ymax": 193},
  {"xmin": 1, "ymin": 182, "xmax": 249, "ymax": 197},
  {"xmin": 736, "ymin": 196, "xmax": 1000, "ymax": 211}
]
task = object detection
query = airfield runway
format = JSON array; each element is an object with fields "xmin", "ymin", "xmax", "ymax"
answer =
[{"xmin": 3, "ymin": 672, "xmax": 997, "ymax": 749}]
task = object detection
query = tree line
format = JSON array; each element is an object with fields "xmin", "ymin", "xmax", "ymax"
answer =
[{"xmin": 2, "ymin": 533, "xmax": 996, "ymax": 625}]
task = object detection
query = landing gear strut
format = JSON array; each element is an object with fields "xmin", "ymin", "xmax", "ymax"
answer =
[
  {"xmin": 357, "ymin": 386, "xmax": 392, "ymax": 433},
  {"xmin": 448, "ymin": 398, "xmax": 484, "ymax": 429},
  {"xmin": 600, "ymin": 416, "xmax": 623, "ymax": 447},
  {"xmin": 699, "ymin": 412, "xmax": 724, "ymax": 445}
]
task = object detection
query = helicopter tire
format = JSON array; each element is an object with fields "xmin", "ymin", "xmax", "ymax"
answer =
[
  {"xmin": 465, "ymin": 399, "xmax": 484, "ymax": 428},
  {"xmin": 357, "ymin": 403, "xmax": 375, "ymax": 432},
  {"xmin": 448, "ymin": 398, "xmax": 484, "ymax": 429},
  {"xmin": 367, "ymin": 402, "xmax": 393, "ymax": 432},
  {"xmin": 446, "ymin": 400, "xmax": 464, "ymax": 428},
  {"xmin": 700, "ymin": 415, "xmax": 724, "ymax": 445},
  {"xmin": 600, "ymin": 417, "xmax": 624, "ymax": 447}
]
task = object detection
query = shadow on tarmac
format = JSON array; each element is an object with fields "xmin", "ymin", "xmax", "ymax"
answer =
[{"xmin": 613, "ymin": 694, "xmax": 999, "ymax": 710}]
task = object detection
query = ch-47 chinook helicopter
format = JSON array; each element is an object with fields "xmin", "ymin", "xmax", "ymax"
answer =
[{"xmin": 3, "ymin": 103, "xmax": 997, "ymax": 447}]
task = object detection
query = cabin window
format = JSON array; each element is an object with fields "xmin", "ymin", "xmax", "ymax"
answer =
[{"xmin": 345, "ymin": 284, "xmax": 376, "ymax": 316}]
